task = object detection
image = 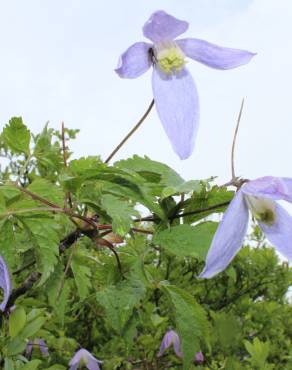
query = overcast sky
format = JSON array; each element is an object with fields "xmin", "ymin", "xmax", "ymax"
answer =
[{"xmin": 0, "ymin": 0, "xmax": 291, "ymax": 185}]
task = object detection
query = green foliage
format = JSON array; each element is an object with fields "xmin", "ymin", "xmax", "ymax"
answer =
[{"xmin": 0, "ymin": 120, "xmax": 291, "ymax": 370}]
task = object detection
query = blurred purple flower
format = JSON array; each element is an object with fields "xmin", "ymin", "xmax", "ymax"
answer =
[
  {"xmin": 0, "ymin": 255, "xmax": 12, "ymax": 312},
  {"xmin": 195, "ymin": 351, "xmax": 204, "ymax": 364},
  {"xmin": 116, "ymin": 10, "xmax": 255, "ymax": 159},
  {"xmin": 158, "ymin": 330, "xmax": 204, "ymax": 363},
  {"xmin": 69, "ymin": 348, "xmax": 102, "ymax": 370},
  {"xmin": 158, "ymin": 330, "xmax": 182, "ymax": 357},
  {"xmin": 25, "ymin": 338, "xmax": 49, "ymax": 358},
  {"xmin": 200, "ymin": 176, "xmax": 292, "ymax": 278}
]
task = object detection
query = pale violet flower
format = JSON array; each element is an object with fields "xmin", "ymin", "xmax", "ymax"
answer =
[
  {"xmin": 25, "ymin": 338, "xmax": 49, "ymax": 358},
  {"xmin": 158, "ymin": 330, "xmax": 204, "ymax": 363},
  {"xmin": 69, "ymin": 348, "xmax": 102, "ymax": 370},
  {"xmin": 200, "ymin": 176, "xmax": 292, "ymax": 278},
  {"xmin": 0, "ymin": 255, "xmax": 12, "ymax": 311},
  {"xmin": 116, "ymin": 10, "xmax": 255, "ymax": 159}
]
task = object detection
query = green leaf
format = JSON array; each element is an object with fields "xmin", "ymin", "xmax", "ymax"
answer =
[
  {"xmin": 96, "ymin": 279, "xmax": 145, "ymax": 334},
  {"xmin": 161, "ymin": 180, "xmax": 201, "ymax": 199},
  {"xmin": 71, "ymin": 252, "xmax": 92, "ymax": 300},
  {"xmin": 4, "ymin": 358, "xmax": 15, "ymax": 370},
  {"xmin": 20, "ymin": 360, "xmax": 42, "ymax": 370},
  {"xmin": 184, "ymin": 186, "xmax": 234, "ymax": 223},
  {"xmin": 244, "ymin": 338, "xmax": 270, "ymax": 368},
  {"xmin": 100, "ymin": 194, "xmax": 139, "ymax": 236},
  {"xmin": 153, "ymin": 222, "xmax": 217, "ymax": 260},
  {"xmin": 115, "ymin": 155, "xmax": 185, "ymax": 197},
  {"xmin": 161, "ymin": 284, "xmax": 209, "ymax": 370},
  {"xmin": 27, "ymin": 179, "xmax": 64, "ymax": 207},
  {"xmin": 2, "ymin": 117, "xmax": 30, "ymax": 155},
  {"xmin": 9, "ymin": 306, "xmax": 27, "ymax": 338},
  {"xmin": 20, "ymin": 217, "xmax": 60, "ymax": 285}
]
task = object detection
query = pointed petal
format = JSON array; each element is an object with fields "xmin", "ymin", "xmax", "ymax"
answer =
[
  {"xmin": 152, "ymin": 67, "xmax": 199, "ymax": 159},
  {"xmin": 0, "ymin": 255, "xmax": 12, "ymax": 312},
  {"xmin": 143, "ymin": 11, "xmax": 188, "ymax": 43},
  {"xmin": 37, "ymin": 339, "xmax": 49, "ymax": 357},
  {"xmin": 242, "ymin": 176, "xmax": 292, "ymax": 203},
  {"xmin": 177, "ymin": 38, "xmax": 255, "ymax": 70},
  {"xmin": 115, "ymin": 42, "xmax": 152, "ymax": 79},
  {"xmin": 259, "ymin": 203, "xmax": 292, "ymax": 260},
  {"xmin": 87, "ymin": 358, "xmax": 102, "ymax": 370},
  {"xmin": 199, "ymin": 191, "xmax": 249, "ymax": 278}
]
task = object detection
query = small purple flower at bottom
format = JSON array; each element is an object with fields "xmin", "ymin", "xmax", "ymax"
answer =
[
  {"xmin": 158, "ymin": 330, "xmax": 204, "ymax": 364},
  {"xmin": 25, "ymin": 339, "xmax": 49, "ymax": 358},
  {"xmin": 200, "ymin": 176, "xmax": 292, "ymax": 278},
  {"xmin": 0, "ymin": 255, "xmax": 12, "ymax": 312},
  {"xmin": 69, "ymin": 348, "xmax": 102, "ymax": 370},
  {"xmin": 116, "ymin": 10, "xmax": 255, "ymax": 160}
]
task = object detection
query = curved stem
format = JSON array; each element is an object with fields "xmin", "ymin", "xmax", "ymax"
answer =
[
  {"xmin": 105, "ymin": 99, "xmax": 154, "ymax": 164},
  {"xmin": 231, "ymin": 99, "xmax": 245, "ymax": 180}
]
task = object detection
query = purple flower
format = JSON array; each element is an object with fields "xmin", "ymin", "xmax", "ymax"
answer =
[
  {"xmin": 69, "ymin": 348, "xmax": 102, "ymax": 370},
  {"xmin": 0, "ymin": 255, "xmax": 12, "ymax": 312},
  {"xmin": 158, "ymin": 330, "xmax": 182, "ymax": 358},
  {"xmin": 25, "ymin": 338, "xmax": 49, "ymax": 358},
  {"xmin": 200, "ymin": 176, "xmax": 292, "ymax": 278},
  {"xmin": 158, "ymin": 330, "xmax": 204, "ymax": 363},
  {"xmin": 116, "ymin": 10, "xmax": 255, "ymax": 159},
  {"xmin": 195, "ymin": 351, "xmax": 204, "ymax": 364}
]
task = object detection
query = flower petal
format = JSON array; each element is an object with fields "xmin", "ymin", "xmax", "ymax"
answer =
[
  {"xmin": 143, "ymin": 10, "xmax": 188, "ymax": 43},
  {"xmin": 0, "ymin": 255, "xmax": 12, "ymax": 312},
  {"xmin": 115, "ymin": 42, "xmax": 152, "ymax": 79},
  {"xmin": 87, "ymin": 358, "xmax": 102, "ymax": 370},
  {"xmin": 199, "ymin": 191, "xmax": 249, "ymax": 278},
  {"xmin": 242, "ymin": 176, "xmax": 292, "ymax": 203},
  {"xmin": 152, "ymin": 67, "xmax": 199, "ymax": 159},
  {"xmin": 259, "ymin": 203, "xmax": 292, "ymax": 260},
  {"xmin": 177, "ymin": 38, "xmax": 255, "ymax": 70}
]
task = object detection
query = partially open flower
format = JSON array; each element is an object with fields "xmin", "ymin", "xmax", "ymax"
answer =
[
  {"xmin": 200, "ymin": 176, "xmax": 292, "ymax": 278},
  {"xmin": 69, "ymin": 348, "xmax": 102, "ymax": 370},
  {"xmin": 25, "ymin": 339, "xmax": 49, "ymax": 358}
]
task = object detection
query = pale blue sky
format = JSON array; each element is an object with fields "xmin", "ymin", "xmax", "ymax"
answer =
[{"xmin": 0, "ymin": 0, "xmax": 291, "ymax": 185}]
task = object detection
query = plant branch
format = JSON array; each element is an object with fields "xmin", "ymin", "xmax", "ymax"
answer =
[{"xmin": 105, "ymin": 99, "xmax": 154, "ymax": 164}]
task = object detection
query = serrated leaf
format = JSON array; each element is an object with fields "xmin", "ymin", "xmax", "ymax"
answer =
[
  {"xmin": 161, "ymin": 180, "xmax": 201, "ymax": 199},
  {"xmin": 27, "ymin": 179, "xmax": 64, "ymax": 207},
  {"xmin": 2, "ymin": 117, "xmax": 30, "ymax": 155},
  {"xmin": 0, "ymin": 218, "xmax": 18, "ymax": 269},
  {"xmin": 184, "ymin": 186, "xmax": 234, "ymax": 223},
  {"xmin": 71, "ymin": 252, "xmax": 92, "ymax": 300},
  {"xmin": 46, "ymin": 264, "xmax": 71, "ymax": 325},
  {"xmin": 20, "ymin": 217, "xmax": 60, "ymax": 285},
  {"xmin": 9, "ymin": 306, "xmax": 26, "ymax": 338},
  {"xmin": 161, "ymin": 284, "xmax": 209, "ymax": 370},
  {"xmin": 96, "ymin": 279, "xmax": 145, "ymax": 334},
  {"xmin": 100, "ymin": 194, "xmax": 139, "ymax": 236},
  {"xmin": 153, "ymin": 222, "xmax": 217, "ymax": 260}
]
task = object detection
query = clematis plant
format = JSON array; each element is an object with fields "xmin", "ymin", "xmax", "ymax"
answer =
[
  {"xmin": 158, "ymin": 330, "xmax": 204, "ymax": 364},
  {"xmin": 69, "ymin": 348, "xmax": 102, "ymax": 370},
  {"xmin": 200, "ymin": 176, "xmax": 292, "ymax": 278},
  {"xmin": 116, "ymin": 10, "xmax": 255, "ymax": 159},
  {"xmin": 0, "ymin": 255, "xmax": 12, "ymax": 312}
]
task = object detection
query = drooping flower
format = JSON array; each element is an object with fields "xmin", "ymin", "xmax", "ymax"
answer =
[
  {"xmin": 158, "ymin": 330, "xmax": 204, "ymax": 363},
  {"xmin": 200, "ymin": 176, "xmax": 292, "ymax": 278},
  {"xmin": 25, "ymin": 338, "xmax": 49, "ymax": 358},
  {"xmin": 69, "ymin": 348, "xmax": 102, "ymax": 370},
  {"xmin": 116, "ymin": 10, "xmax": 255, "ymax": 159},
  {"xmin": 0, "ymin": 255, "xmax": 12, "ymax": 312}
]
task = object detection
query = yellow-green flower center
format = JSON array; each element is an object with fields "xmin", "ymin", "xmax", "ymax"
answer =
[
  {"xmin": 245, "ymin": 195, "xmax": 276, "ymax": 226},
  {"xmin": 155, "ymin": 42, "xmax": 186, "ymax": 74}
]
